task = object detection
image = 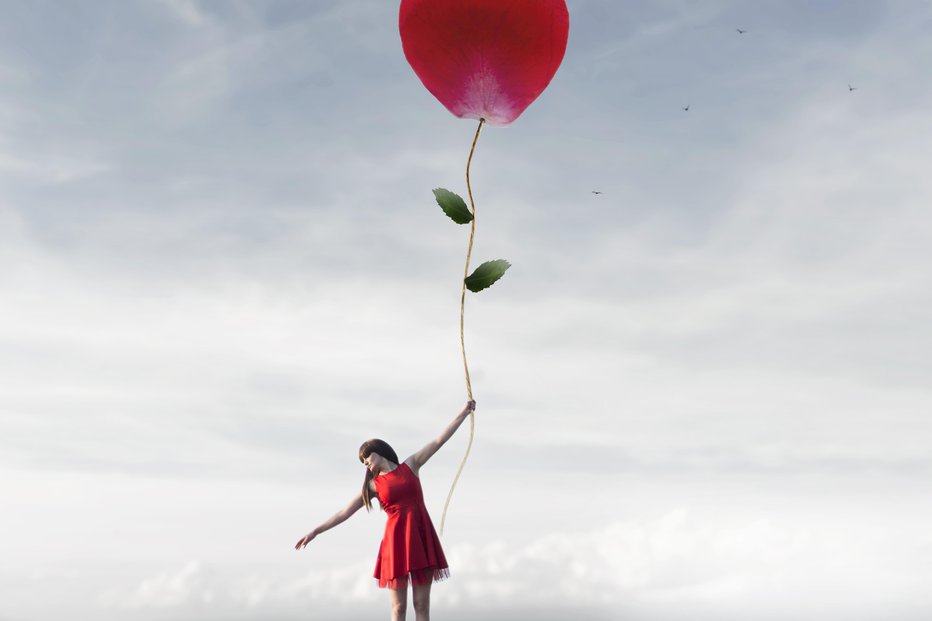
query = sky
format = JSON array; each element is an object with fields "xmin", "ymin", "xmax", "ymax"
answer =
[{"xmin": 1, "ymin": 0, "xmax": 931, "ymax": 619}]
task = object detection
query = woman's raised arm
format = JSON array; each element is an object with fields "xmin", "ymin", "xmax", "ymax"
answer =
[
  {"xmin": 407, "ymin": 400, "xmax": 476, "ymax": 471},
  {"xmin": 295, "ymin": 493, "xmax": 365, "ymax": 550}
]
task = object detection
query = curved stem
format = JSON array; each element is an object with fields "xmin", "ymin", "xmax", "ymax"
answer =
[{"xmin": 440, "ymin": 118, "xmax": 484, "ymax": 537}]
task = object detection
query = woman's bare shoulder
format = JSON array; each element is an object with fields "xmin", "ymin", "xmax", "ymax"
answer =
[{"xmin": 402, "ymin": 457, "xmax": 421, "ymax": 478}]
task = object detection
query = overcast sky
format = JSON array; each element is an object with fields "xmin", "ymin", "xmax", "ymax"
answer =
[{"xmin": 2, "ymin": 1, "xmax": 931, "ymax": 620}]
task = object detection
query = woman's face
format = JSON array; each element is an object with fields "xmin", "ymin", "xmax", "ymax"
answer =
[{"xmin": 363, "ymin": 452, "xmax": 394, "ymax": 475}]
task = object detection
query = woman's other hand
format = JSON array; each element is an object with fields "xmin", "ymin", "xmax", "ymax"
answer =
[{"xmin": 294, "ymin": 531, "xmax": 317, "ymax": 550}]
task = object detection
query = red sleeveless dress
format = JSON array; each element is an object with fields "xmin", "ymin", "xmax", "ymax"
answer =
[{"xmin": 372, "ymin": 462, "xmax": 450, "ymax": 589}]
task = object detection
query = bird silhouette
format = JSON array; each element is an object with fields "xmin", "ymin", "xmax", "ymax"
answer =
[
  {"xmin": 848, "ymin": 84, "xmax": 857, "ymax": 91},
  {"xmin": 736, "ymin": 28, "xmax": 746, "ymax": 34},
  {"xmin": 591, "ymin": 190, "xmax": 602, "ymax": 195},
  {"xmin": 682, "ymin": 104, "xmax": 690, "ymax": 111}
]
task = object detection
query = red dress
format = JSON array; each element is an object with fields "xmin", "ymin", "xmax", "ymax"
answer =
[{"xmin": 372, "ymin": 462, "xmax": 450, "ymax": 589}]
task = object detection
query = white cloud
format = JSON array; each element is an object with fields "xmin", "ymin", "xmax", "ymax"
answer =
[
  {"xmin": 123, "ymin": 561, "xmax": 204, "ymax": 609},
  {"xmin": 160, "ymin": 0, "xmax": 210, "ymax": 28},
  {"xmin": 0, "ymin": 146, "xmax": 113, "ymax": 184},
  {"xmin": 90, "ymin": 509, "xmax": 932, "ymax": 619}
]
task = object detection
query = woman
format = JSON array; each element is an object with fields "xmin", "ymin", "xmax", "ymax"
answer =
[{"xmin": 295, "ymin": 400, "xmax": 476, "ymax": 621}]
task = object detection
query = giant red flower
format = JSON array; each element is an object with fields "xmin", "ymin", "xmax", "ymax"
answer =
[{"xmin": 399, "ymin": 0, "xmax": 569, "ymax": 126}]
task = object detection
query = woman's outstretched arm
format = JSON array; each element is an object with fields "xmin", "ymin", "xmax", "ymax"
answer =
[
  {"xmin": 295, "ymin": 493, "xmax": 365, "ymax": 550},
  {"xmin": 408, "ymin": 400, "xmax": 476, "ymax": 471}
]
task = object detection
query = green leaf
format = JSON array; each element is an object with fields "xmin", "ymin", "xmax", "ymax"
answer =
[
  {"xmin": 433, "ymin": 188, "xmax": 473, "ymax": 224},
  {"xmin": 465, "ymin": 260, "xmax": 511, "ymax": 293}
]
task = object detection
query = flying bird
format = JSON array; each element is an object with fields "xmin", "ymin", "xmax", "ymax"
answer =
[
  {"xmin": 848, "ymin": 84, "xmax": 857, "ymax": 91},
  {"xmin": 682, "ymin": 104, "xmax": 690, "ymax": 111},
  {"xmin": 591, "ymin": 190, "xmax": 602, "ymax": 195},
  {"xmin": 736, "ymin": 28, "xmax": 746, "ymax": 34}
]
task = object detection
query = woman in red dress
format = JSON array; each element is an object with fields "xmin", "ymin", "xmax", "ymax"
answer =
[{"xmin": 295, "ymin": 400, "xmax": 476, "ymax": 621}]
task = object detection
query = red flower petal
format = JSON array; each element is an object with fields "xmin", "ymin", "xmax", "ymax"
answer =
[{"xmin": 399, "ymin": 0, "xmax": 569, "ymax": 126}]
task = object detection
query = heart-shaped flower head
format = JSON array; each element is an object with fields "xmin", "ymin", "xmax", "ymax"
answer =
[{"xmin": 399, "ymin": 0, "xmax": 570, "ymax": 126}]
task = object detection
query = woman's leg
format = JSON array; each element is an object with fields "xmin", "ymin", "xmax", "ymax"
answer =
[
  {"xmin": 412, "ymin": 580, "xmax": 431, "ymax": 621},
  {"xmin": 389, "ymin": 582, "xmax": 408, "ymax": 621}
]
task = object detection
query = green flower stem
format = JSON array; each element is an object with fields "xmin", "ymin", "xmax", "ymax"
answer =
[{"xmin": 440, "ymin": 117, "xmax": 484, "ymax": 537}]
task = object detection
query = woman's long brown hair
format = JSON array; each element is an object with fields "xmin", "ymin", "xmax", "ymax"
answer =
[{"xmin": 358, "ymin": 439, "xmax": 400, "ymax": 512}]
